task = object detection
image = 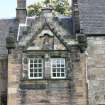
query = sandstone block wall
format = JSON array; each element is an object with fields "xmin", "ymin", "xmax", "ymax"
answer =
[
  {"xmin": 7, "ymin": 48, "xmax": 87, "ymax": 105},
  {"xmin": 71, "ymin": 52, "xmax": 87, "ymax": 105},
  {"xmin": 87, "ymin": 37, "xmax": 105, "ymax": 105},
  {"xmin": 0, "ymin": 59, "xmax": 7, "ymax": 104},
  {"xmin": 7, "ymin": 50, "xmax": 22, "ymax": 105}
]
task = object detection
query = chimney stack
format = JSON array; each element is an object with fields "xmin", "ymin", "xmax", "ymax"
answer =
[
  {"xmin": 72, "ymin": 0, "xmax": 80, "ymax": 33},
  {"xmin": 16, "ymin": 0, "xmax": 27, "ymax": 23}
]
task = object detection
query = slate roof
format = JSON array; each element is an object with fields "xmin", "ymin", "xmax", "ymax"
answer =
[
  {"xmin": 78, "ymin": 0, "xmax": 105, "ymax": 34},
  {"xmin": 55, "ymin": 16, "xmax": 73, "ymax": 36},
  {"xmin": 0, "ymin": 19, "xmax": 18, "ymax": 59},
  {"xmin": 28, "ymin": 15, "xmax": 73, "ymax": 35}
]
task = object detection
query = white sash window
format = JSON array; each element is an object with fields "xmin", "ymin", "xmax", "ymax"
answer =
[
  {"xmin": 51, "ymin": 58, "xmax": 66, "ymax": 79},
  {"xmin": 28, "ymin": 58, "xmax": 43, "ymax": 79}
]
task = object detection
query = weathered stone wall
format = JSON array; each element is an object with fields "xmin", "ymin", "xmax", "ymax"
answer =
[
  {"xmin": 7, "ymin": 48, "xmax": 87, "ymax": 105},
  {"xmin": 18, "ymin": 80, "xmax": 71, "ymax": 105},
  {"xmin": 87, "ymin": 37, "xmax": 105, "ymax": 105},
  {"xmin": 0, "ymin": 59, "xmax": 7, "ymax": 104},
  {"xmin": 7, "ymin": 49, "xmax": 22, "ymax": 105},
  {"xmin": 70, "ymin": 48, "xmax": 87, "ymax": 105},
  {"xmin": 0, "ymin": 60, "xmax": 7, "ymax": 93}
]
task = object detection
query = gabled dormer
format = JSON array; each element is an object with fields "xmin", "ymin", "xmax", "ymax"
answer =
[
  {"xmin": 15, "ymin": 7, "xmax": 79, "ymax": 80},
  {"xmin": 17, "ymin": 7, "xmax": 76, "ymax": 51}
]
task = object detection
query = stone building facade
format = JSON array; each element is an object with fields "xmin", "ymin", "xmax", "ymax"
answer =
[
  {"xmin": 0, "ymin": 0, "xmax": 105, "ymax": 105},
  {"xmin": 78, "ymin": 0, "xmax": 105, "ymax": 105}
]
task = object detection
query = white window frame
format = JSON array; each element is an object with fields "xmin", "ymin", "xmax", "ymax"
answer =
[
  {"xmin": 51, "ymin": 58, "xmax": 66, "ymax": 79},
  {"xmin": 28, "ymin": 58, "xmax": 43, "ymax": 79}
]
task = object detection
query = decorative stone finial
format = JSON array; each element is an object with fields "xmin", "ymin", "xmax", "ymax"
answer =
[{"xmin": 41, "ymin": 6, "xmax": 53, "ymax": 17}]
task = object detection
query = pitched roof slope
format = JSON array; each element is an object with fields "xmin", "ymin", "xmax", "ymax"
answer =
[
  {"xmin": 0, "ymin": 19, "xmax": 18, "ymax": 58},
  {"xmin": 78, "ymin": 0, "xmax": 105, "ymax": 34}
]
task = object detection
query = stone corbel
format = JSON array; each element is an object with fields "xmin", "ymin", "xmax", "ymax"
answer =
[
  {"xmin": 77, "ymin": 34, "xmax": 87, "ymax": 53},
  {"xmin": 6, "ymin": 36, "xmax": 16, "ymax": 54}
]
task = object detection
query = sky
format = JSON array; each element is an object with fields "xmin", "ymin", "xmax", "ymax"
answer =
[{"xmin": 0, "ymin": 0, "xmax": 71, "ymax": 19}]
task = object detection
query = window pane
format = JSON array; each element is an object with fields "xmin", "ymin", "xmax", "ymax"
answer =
[
  {"xmin": 53, "ymin": 68, "xmax": 56, "ymax": 72},
  {"xmin": 38, "ymin": 64, "xmax": 42, "ymax": 67},
  {"xmin": 30, "ymin": 64, "xmax": 33, "ymax": 68},
  {"xmin": 53, "ymin": 64, "xmax": 56, "ymax": 67},
  {"xmin": 30, "ymin": 60, "xmax": 33, "ymax": 63},
  {"xmin": 53, "ymin": 73, "xmax": 56, "ymax": 77},
  {"xmin": 34, "ymin": 64, "xmax": 37, "ymax": 67},
  {"xmin": 61, "ymin": 64, "xmax": 64, "ymax": 67},
  {"xmin": 38, "ymin": 69, "xmax": 42, "ymax": 72},
  {"xmin": 57, "ymin": 73, "xmax": 60, "ymax": 77},
  {"xmin": 61, "ymin": 59, "xmax": 65, "ymax": 64},
  {"xmin": 61, "ymin": 68, "xmax": 64, "ymax": 72},
  {"xmin": 39, "ymin": 73, "xmax": 42, "ymax": 77},
  {"xmin": 38, "ymin": 59, "xmax": 42, "ymax": 63},
  {"xmin": 30, "ymin": 73, "xmax": 33, "ymax": 77},
  {"xmin": 34, "ymin": 69, "xmax": 37, "ymax": 72},
  {"xmin": 52, "ymin": 60, "xmax": 56, "ymax": 64},
  {"xmin": 30, "ymin": 69, "xmax": 33, "ymax": 72},
  {"xmin": 34, "ymin": 73, "xmax": 37, "ymax": 77},
  {"xmin": 61, "ymin": 73, "xmax": 64, "ymax": 77},
  {"xmin": 57, "ymin": 64, "xmax": 60, "ymax": 67},
  {"xmin": 57, "ymin": 68, "xmax": 60, "ymax": 72},
  {"xmin": 57, "ymin": 60, "xmax": 60, "ymax": 64}
]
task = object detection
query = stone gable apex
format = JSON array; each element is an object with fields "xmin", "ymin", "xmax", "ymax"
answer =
[{"xmin": 17, "ymin": 16, "xmax": 73, "ymax": 50}]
